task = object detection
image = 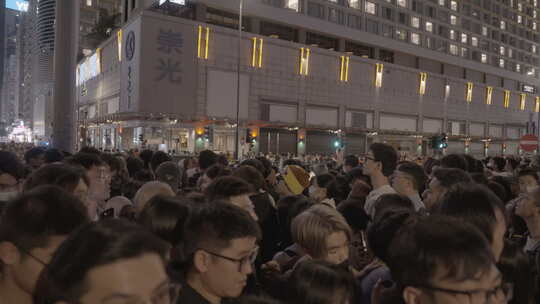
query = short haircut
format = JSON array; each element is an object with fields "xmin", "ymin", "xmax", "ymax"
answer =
[
  {"xmin": 44, "ymin": 148, "xmax": 64, "ymax": 163},
  {"xmin": 315, "ymin": 173, "xmax": 335, "ymax": 188},
  {"xmin": 518, "ymin": 168, "xmax": 540, "ymax": 183},
  {"xmin": 387, "ymin": 215, "xmax": 494, "ymax": 288},
  {"xmin": 506, "ymin": 158, "xmax": 519, "ymax": 171},
  {"xmin": 0, "ymin": 186, "xmax": 89, "ymax": 271},
  {"xmin": 33, "ymin": 219, "xmax": 168, "ymax": 304},
  {"xmin": 337, "ymin": 198, "xmax": 370, "ymax": 232},
  {"xmin": 291, "ymin": 205, "xmax": 352, "ymax": 258},
  {"xmin": 462, "ymin": 154, "xmax": 480, "ymax": 173},
  {"xmin": 437, "ymin": 183, "xmax": 505, "ymax": 243},
  {"xmin": 255, "ymin": 157, "xmax": 273, "ymax": 178},
  {"xmin": 470, "ymin": 173, "xmax": 489, "ymax": 185},
  {"xmin": 199, "ymin": 150, "xmax": 218, "ymax": 170},
  {"xmin": 100, "ymin": 153, "xmax": 123, "ymax": 172},
  {"xmin": 23, "ymin": 164, "xmax": 89, "ymax": 193},
  {"xmin": 150, "ymin": 151, "xmax": 171, "ymax": 172},
  {"xmin": 344, "ymin": 155, "xmax": 359, "ymax": 168},
  {"xmin": 24, "ymin": 147, "xmax": 46, "ymax": 163},
  {"xmin": 423, "ymin": 158, "xmax": 441, "ymax": 176},
  {"xmin": 345, "ymin": 167, "xmax": 370, "ymax": 185},
  {"xmin": 277, "ymin": 195, "xmax": 314, "ymax": 248},
  {"xmin": 79, "ymin": 146, "xmax": 101, "ymax": 155},
  {"xmin": 241, "ymin": 159, "xmax": 266, "ymax": 177},
  {"xmin": 368, "ymin": 210, "xmax": 415, "ymax": 263},
  {"xmin": 234, "ymin": 165, "xmax": 267, "ymax": 191},
  {"xmin": 0, "ymin": 151, "xmax": 24, "ymax": 180},
  {"xmin": 492, "ymin": 156, "xmax": 506, "ymax": 172},
  {"xmin": 373, "ymin": 193, "xmax": 415, "ymax": 222},
  {"xmin": 126, "ymin": 156, "xmax": 144, "ymax": 178},
  {"xmin": 66, "ymin": 153, "xmax": 104, "ymax": 170},
  {"xmin": 205, "ymin": 164, "xmax": 231, "ymax": 180},
  {"xmin": 440, "ymin": 154, "xmax": 468, "ymax": 172},
  {"xmin": 487, "ymin": 181, "xmax": 509, "ymax": 203},
  {"xmin": 139, "ymin": 150, "xmax": 154, "ymax": 170},
  {"xmin": 397, "ymin": 161, "xmax": 428, "ymax": 192},
  {"xmin": 369, "ymin": 143, "xmax": 398, "ymax": 177},
  {"xmin": 204, "ymin": 176, "xmax": 253, "ymax": 202},
  {"xmin": 432, "ymin": 167, "xmax": 471, "ymax": 188},
  {"xmin": 183, "ymin": 202, "xmax": 261, "ymax": 265}
]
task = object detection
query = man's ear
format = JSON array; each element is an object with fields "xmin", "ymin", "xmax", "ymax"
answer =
[
  {"xmin": 0, "ymin": 241, "xmax": 21, "ymax": 266},
  {"xmin": 403, "ymin": 286, "xmax": 423, "ymax": 304},
  {"xmin": 193, "ymin": 250, "xmax": 210, "ymax": 274}
]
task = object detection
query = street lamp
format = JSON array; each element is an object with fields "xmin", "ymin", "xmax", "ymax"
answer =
[{"xmin": 234, "ymin": 0, "xmax": 243, "ymax": 160}]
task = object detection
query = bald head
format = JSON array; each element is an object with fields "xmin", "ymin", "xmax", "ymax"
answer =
[{"xmin": 133, "ymin": 181, "xmax": 175, "ymax": 212}]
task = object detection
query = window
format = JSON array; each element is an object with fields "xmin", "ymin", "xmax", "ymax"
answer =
[
  {"xmin": 461, "ymin": 33, "xmax": 468, "ymax": 43},
  {"xmin": 533, "ymin": 45, "xmax": 537, "ymax": 53},
  {"xmin": 396, "ymin": 28, "xmax": 408, "ymax": 40},
  {"xmin": 518, "ymin": 15, "xmax": 523, "ymax": 23},
  {"xmin": 450, "ymin": 0, "xmax": 458, "ymax": 11},
  {"xmin": 86, "ymin": 0, "xmax": 92, "ymax": 6},
  {"xmin": 508, "ymin": 48, "xmax": 513, "ymax": 58},
  {"xmin": 411, "ymin": 32, "xmax": 421, "ymax": 44},
  {"xmin": 426, "ymin": 21, "xmax": 433, "ymax": 32},
  {"xmin": 534, "ymin": 22, "xmax": 538, "ymax": 30},
  {"xmin": 439, "ymin": 0, "xmax": 445, "ymax": 6},
  {"xmin": 450, "ymin": 44, "xmax": 458, "ymax": 55},
  {"xmin": 285, "ymin": 0, "xmax": 299, "ymax": 11},
  {"xmin": 472, "ymin": 36, "xmax": 478, "ymax": 47},
  {"xmin": 398, "ymin": 0, "xmax": 407, "ymax": 7},
  {"xmin": 426, "ymin": 36, "xmax": 435, "ymax": 49},
  {"xmin": 328, "ymin": 8, "xmax": 344, "ymax": 24},
  {"xmin": 348, "ymin": 15, "xmax": 362, "ymax": 29},
  {"xmin": 382, "ymin": 7, "xmax": 394, "ymax": 20},
  {"xmin": 481, "ymin": 53, "xmax": 488, "ymax": 63},
  {"xmin": 482, "ymin": 26, "xmax": 488, "ymax": 36},
  {"xmin": 427, "ymin": 6, "xmax": 435, "ymax": 17},
  {"xmin": 500, "ymin": 46, "xmax": 505, "ymax": 55},
  {"xmin": 461, "ymin": 47, "xmax": 469, "ymax": 57},
  {"xmin": 382, "ymin": 23, "xmax": 394, "ymax": 37},
  {"xmin": 500, "ymin": 20, "xmax": 506, "ymax": 30},
  {"xmin": 516, "ymin": 63, "xmax": 521, "ymax": 72},
  {"xmin": 349, "ymin": 0, "xmax": 361, "ymax": 9},
  {"xmin": 366, "ymin": 19, "xmax": 379, "ymax": 33},
  {"xmin": 518, "ymin": 2, "xmax": 523, "ymax": 12},
  {"xmin": 399, "ymin": 12, "xmax": 408, "ymax": 24},
  {"xmin": 365, "ymin": 1, "xmax": 377, "ymax": 14},
  {"xmin": 411, "ymin": 16, "xmax": 420, "ymax": 28},
  {"xmin": 450, "ymin": 29, "xmax": 456, "ymax": 40},
  {"xmin": 499, "ymin": 58, "xmax": 505, "ymax": 68},
  {"xmin": 450, "ymin": 15, "xmax": 457, "ymax": 25},
  {"xmin": 308, "ymin": 2, "xmax": 325, "ymax": 18}
]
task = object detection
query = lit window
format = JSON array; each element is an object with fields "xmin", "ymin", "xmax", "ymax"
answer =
[
  {"xmin": 396, "ymin": 28, "xmax": 407, "ymax": 40},
  {"xmin": 518, "ymin": 15, "xmax": 523, "ymax": 23},
  {"xmin": 518, "ymin": 3, "xmax": 523, "ymax": 12},
  {"xmin": 508, "ymin": 48, "xmax": 513, "ymax": 58},
  {"xmin": 516, "ymin": 64, "xmax": 521, "ymax": 72},
  {"xmin": 481, "ymin": 53, "xmax": 488, "ymax": 63},
  {"xmin": 534, "ymin": 22, "xmax": 538, "ymax": 30},
  {"xmin": 472, "ymin": 36, "xmax": 478, "ymax": 47},
  {"xmin": 365, "ymin": 1, "xmax": 377, "ymax": 15},
  {"xmin": 533, "ymin": 45, "xmax": 537, "ymax": 53},
  {"xmin": 450, "ymin": 0, "xmax": 458, "ymax": 11},
  {"xmin": 534, "ymin": 10, "xmax": 538, "ymax": 18},
  {"xmin": 528, "ymin": 68, "xmax": 536, "ymax": 76},
  {"xmin": 500, "ymin": 20, "xmax": 506, "ymax": 30},
  {"xmin": 461, "ymin": 47, "xmax": 468, "ymax": 57},
  {"xmin": 411, "ymin": 16, "xmax": 420, "ymax": 28},
  {"xmin": 426, "ymin": 21, "xmax": 433, "ymax": 32},
  {"xmin": 482, "ymin": 26, "xmax": 488, "ymax": 36},
  {"xmin": 439, "ymin": 0, "xmax": 445, "ymax": 6},
  {"xmin": 450, "ymin": 44, "xmax": 458, "ymax": 55},
  {"xmin": 349, "ymin": 0, "xmax": 360, "ymax": 9},
  {"xmin": 499, "ymin": 58, "xmax": 505, "ymax": 68},
  {"xmin": 411, "ymin": 33, "xmax": 421, "ymax": 45},
  {"xmin": 397, "ymin": 0, "xmax": 407, "ymax": 8},
  {"xmin": 500, "ymin": 46, "xmax": 505, "ymax": 56},
  {"xmin": 285, "ymin": 0, "xmax": 299, "ymax": 11},
  {"xmin": 461, "ymin": 33, "xmax": 467, "ymax": 44},
  {"xmin": 450, "ymin": 30, "xmax": 456, "ymax": 40},
  {"xmin": 450, "ymin": 15, "xmax": 457, "ymax": 25},
  {"xmin": 86, "ymin": 0, "xmax": 92, "ymax": 6}
]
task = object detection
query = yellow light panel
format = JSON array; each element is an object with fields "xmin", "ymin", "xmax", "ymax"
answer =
[
  {"xmin": 340, "ymin": 56, "xmax": 350, "ymax": 82},
  {"xmin": 419, "ymin": 72, "xmax": 427, "ymax": 95},
  {"xmin": 197, "ymin": 25, "xmax": 202, "ymax": 58},
  {"xmin": 117, "ymin": 30, "xmax": 122, "ymax": 62},
  {"xmin": 486, "ymin": 86, "xmax": 493, "ymax": 105},
  {"xmin": 536, "ymin": 96, "xmax": 540, "ymax": 113},
  {"xmin": 466, "ymin": 82, "xmax": 473, "ymax": 102},
  {"xmin": 520, "ymin": 93, "xmax": 526, "ymax": 111},
  {"xmin": 299, "ymin": 48, "xmax": 310, "ymax": 75},
  {"xmin": 375, "ymin": 63, "xmax": 384, "ymax": 88},
  {"xmin": 96, "ymin": 48, "xmax": 102, "ymax": 74},
  {"xmin": 258, "ymin": 39, "xmax": 263, "ymax": 68},
  {"xmin": 504, "ymin": 90, "xmax": 511, "ymax": 108},
  {"xmin": 204, "ymin": 27, "xmax": 210, "ymax": 59},
  {"xmin": 251, "ymin": 37, "xmax": 257, "ymax": 67}
]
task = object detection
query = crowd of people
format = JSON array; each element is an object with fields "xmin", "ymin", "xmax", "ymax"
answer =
[{"xmin": 0, "ymin": 141, "xmax": 539, "ymax": 304}]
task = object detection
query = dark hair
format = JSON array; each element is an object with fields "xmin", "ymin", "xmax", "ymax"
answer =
[
  {"xmin": 388, "ymin": 215, "xmax": 494, "ymax": 288},
  {"xmin": 345, "ymin": 167, "xmax": 370, "ymax": 186},
  {"xmin": 66, "ymin": 153, "xmax": 104, "ymax": 170},
  {"xmin": 255, "ymin": 157, "xmax": 273, "ymax": 178},
  {"xmin": 344, "ymin": 155, "xmax": 359, "ymax": 168},
  {"xmin": 369, "ymin": 143, "xmax": 398, "ymax": 177},
  {"xmin": 199, "ymin": 150, "xmax": 218, "ymax": 170},
  {"xmin": 397, "ymin": 161, "xmax": 427, "ymax": 192},
  {"xmin": 0, "ymin": 186, "xmax": 89, "ymax": 272},
  {"xmin": 518, "ymin": 168, "xmax": 540, "ymax": 183},
  {"xmin": 137, "ymin": 195, "xmax": 190, "ymax": 247},
  {"xmin": 23, "ymin": 164, "xmax": 89, "ymax": 193},
  {"xmin": 182, "ymin": 202, "xmax": 261, "ymax": 267},
  {"xmin": 490, "ymin": 176, "xmax": 515, "ymax": 202},
  {"xmin": 368, "ymin": 210, "xmax": 415, "ymax": 263},
  {"xmin": 470, "ymin": 173, "xmax": 489, "ymax": 185},
  {"xmin": 0, "ymin": 151, "xmax": 24, "ymax": 180},
  {"xmin": 437, "ymin": 183, "xmax": 505, "ymax": 243},
  {"xmin": 241, "ymin": 159, "xmax": 266, "ymax": 177},
  {"xmin": 315, "ymin": 174, "xmax": 335, "ymax": 188},
  {"xmin": 373, "ymin": 194, "xmax": 415, "ymax": 222},
  {"xmin": 432, "ymin": 168, "xmax": 471, "ymax": 188},
  {"xmin": 205, "ymin": 164, "xmax": 232, "ymax": 180},
  {"xmin": 440, "ymin": 154, "xmax": 468, "ymax": 172},
  {"xmin": 506, "ymin": 158, "xmax": 519, "ymax": 171},
  {"xmin": 492, "ymin": 156, "xmax": 506, "ymax": 172},
  {"xmin": 139, "ymin": 150, "xmax": 154, "ymax": 170},
  {"xmin": 423, "ymin": 158, "xmax": 441, "ymax": 176},
  {"xmin": 338, "ymin": 199, "xmax": 369, "ymax": 232},
  {"xmin": 33, "ymin": 219, "xmax": 168, "ymax": 304},
  {"xmin": 79, "ymin": 146, "xmax": 101, "ymax": 155},
  {"xmin": 205, "ymin": 176, "xmax": 253, "ymax": 202},
  {"xmin": 44, "ymin": 148, "xmax": 64, "ymax": 163},
  {"xmin": 498, "ymin": 240, "xmax": 536, "ymax": 304},
  {"xmin": 239, "ymin": 296, "xmax": 283, "ymax": 304},
  {"xmin": 288, "ymin": 260, "xmax": 354, "ymax": 304},
  {"xmin": 234, "ymin": 165, "xmax": 267, "ymax": 192},
  {"xmin": 487, "ymin": 181, "xmax": 509, "ymax": 203},
  {"xmin": 100, "ymin": 153, "xmax": 123, "ymax": 173},
  {"xmin": 150, "ymin": 151, "xmax": 171, "ymax": 172},
  {"xmin": 326, "ymin": 176, "xmax": 351, "ymax": 205},
  {"xmin": 277, "ymin": 195, "xmax": 313, "ymax": 248},
  {"xmin": 126, "ymin": 156, "xmax": 144, "ymax": 178},
  {"xmin": 462, "ymin": 154, "xmax": 481, "ymax": 173},
  {"xmin": 24, "ymin": 147, "xmax": 46, "ymax": 163}
]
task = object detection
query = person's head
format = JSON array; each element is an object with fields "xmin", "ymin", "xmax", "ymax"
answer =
[
  {"xmin": 363, "ymin": 143, "xmax": 398, "ymax": 178},
  {"xmin": 437, "ymin": 183, "xmax": 507, "ymax": 261},
  {"xmin": 126, "ymin": 156, "xmax": 144, "ymax": 178},
  {"xmin": 343, "ymin": 155, "xmax": 359, "ymax": 173},
  {"xmin": 372, "ymin": 193, "xmax": 415, "ymax": 222},
  {"xmin": 288, "ymin": 260, "xmax": 354, "ymax": 304},
  {"xmin": 234, "ymin": 165, "xmax": 267, "ymax": 192},
  {"xmin": 337, "ymin": 198, "xmax": 370, "ymax": 233},
  {"xmin": 392, "ymin": 161, "xmax": 428, "ymax": 196},
  {"xmin": 199, "ymin": 150, "xmax": 218, "ymax": 171},
  {"xmin": 388, "ymin": 215, "xmax": 505, "ymax": 304},
  {"xmin": 518, "ymin": 169, "xmax": 539, "ymax": 194},
  {"xmin": 515, "ymin": 186, "xmax": 540, "ymax": 220},
  {"xmin": 309, "ymin": 174, "xmax": 335, "ymax": 202},
  {"xmin": 199, "ymin": 164, "xmax": 232, "ymax": 192},
  {"xmin": 138, "ymin": 195, "xmax": 190, "ymax": 253},
  {"xmin": 255, "ymin": 157, "xmax": 272, "ymax": 179},
  {"xmin": 133, "ymin": 181, "xmax": 175, "ymax": 213},
  {"xmin": 470, "ymin": 173, "xmax": 489, "ymax": 185},
  {"xmin": 139, "ymin": 149, "xmax": 154, "ymax": 170},
  {"xmin": 43, "ymin": 148, "xmax": 64, "ymax": 164},
  {"xmin": 497, "ymin": 240, "xmax": 535, "ymax": 304},
  {"xmin": 67, "ymin": 153, "xmax": 110, "ymax": 203},
  {"xmin": 276, "ymin": 195, "xmax": 314, "ymax": 247},
  {"xmin": 205, "ymin": 176, "xmax": 257, "ymax": 220},
  {"xmin": 291, "ymin": 205, "xmax": 352, "ymax": 265},
  {"xmin": 79, "ymin": 146, "xmax": 101, "ymax": 155},
  {"xmin": 490, "ymin": 156, "xmax": 506, "ymax": 172},
  {"xmin": 505, "ymin": 158, "xmax": 519, "ymax": 173},
  {"xmin": 487, "ymin": 181, "xmax": 509, "ymax": 203},
  {"xmin": 241, "ymin": 159, "xmax": 266, "ymax": 177},
  {"xmin": 33, "ymin": 219, "xmax": 173, "ymax": 304},
  {"xmin": 423, "ymin": 168, "xmax": 471, "ymax": 211},
  {"xmin": 423, "ymin": 158, "xmax": 441, "ymax": 177},
  {"xmin": 462, "ymin": 154, "xmax": 480, "ymax": 173},
  {"xmin": 155, "ymin": 161, "xmax": 181, "ymax": 193},
  {"xmin": 0, "ymin": 151, "xmax": 25, "ymax": 202},
  {"xmin": 313, "ymin": 163, "xmax": 329, "ymax": 176},
  {"xmin": 24, "ymin": 147, "xmax": 46, "ymax": 170},
  {"xmin": 367, "ymin": 210, "xmax": 415, "ymax": 263},
  {"xmin": 150, "ymin": 151, "xmax": 171, "ymax": 173},
  {"xmin": 0, "ymin": 186, "xmax": 89, "ymax": 298},
  {"xmin": 183, "ymin": 202, "xmax": 261, "ymax": 301},
  {"xmin": 440, "ymin": 154, "xmax": 468, "ymax": 172}
]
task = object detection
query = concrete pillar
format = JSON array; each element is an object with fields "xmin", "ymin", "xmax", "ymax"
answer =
[{"xmin": 52, "ymin": 0, "xmax": 79, "ymax": 152}]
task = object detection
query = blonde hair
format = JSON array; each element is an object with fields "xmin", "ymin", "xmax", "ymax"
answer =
[{"xmin": 291, "ymin": 204, "xmax": 352, "ymax": 258}]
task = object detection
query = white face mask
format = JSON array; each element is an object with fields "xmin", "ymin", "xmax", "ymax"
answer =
[{"xmin": 0, "ymin": 191, "xmax": 18, "ymax": 202}]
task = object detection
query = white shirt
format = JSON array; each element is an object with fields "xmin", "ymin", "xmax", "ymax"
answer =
[{"xmin": 364, "ymin": 185, "xmax": 396, "ymax": 218}]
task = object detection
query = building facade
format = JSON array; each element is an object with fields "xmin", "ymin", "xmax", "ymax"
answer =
[{"xmin": 76, "ymin": 0, "xmax": 539, "ymax": 157}]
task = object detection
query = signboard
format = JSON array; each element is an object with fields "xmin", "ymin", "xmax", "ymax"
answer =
[
  {"xmin": 6, "ymin": 0, "xmax": 28, "ymax": 11},
  {"xmin": 522, "ymin": 84, "xmax": 536, "ymax": 94},
  {"xmin": 159, "ymin": 0, "xmax": 186, "ymax": 5},
  {"xmin": 520, "ymin": 134, "xmax": 539, "ymax": 152}
]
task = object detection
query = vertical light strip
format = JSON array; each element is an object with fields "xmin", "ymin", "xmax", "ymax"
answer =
[
  {"xmin": 258, "ymin": 38, "xmax": 263, "ymax": 68},
  {"xmin": 197, "ymin": 25, "xmax": 202, "ymax": 58},
  {"xmin": 535, "ymin": 96, "xmax": 540, "ymax": 113},
  {"xmin": 486, "ymin": 86, "xmax": 493, "ymax": 105},
  {"xmin": 299, "ymin": 48, "xmax": 305, "ymax": 75},
  {"xmin": 375, "ymin": 63, "xmax": 384, "ymax": 88},
  {"xmin": 204, "ymin": 27, "xmax": 210, "ymax": 59},
  {"xmin": 340, "ymin": 56, "xmax": 345, "ymax": 81},
  {"xmin": 299, "ymin": 48, "xmax": 310, "ymax": 75},
  {"xmin": 419, "ymin": 72, "xmax": 427, "ymax": 95},
  {"xmin": 251, "ymin": 37, "xmax": 257, "ymax": 67},
  {"xmin": 504, "ymin": 90, "xmax": 511, "ymax": 108},
  {"xmin": 96, "ymin": 48, "xmax": 102, "ymax": 74},
  {"xmin": 117, "ymin": 29, "xmax": 122, "ymax": 62},
  {"xmin": 466, "ymin": 82, "xmax": 473, "ymax": 102},
  {"xmin": 345, "ymin": 56, "xmax": 349, "ymax": 82},
  {"xmin": 305, "ymin": 48, "xmax": 310, "ymax": 75},
  {"xmin": 520, "ymin": 93, "xmax": 526, "ymax": 111}
]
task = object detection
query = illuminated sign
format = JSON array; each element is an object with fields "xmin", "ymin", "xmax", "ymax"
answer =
[
  {"xmin": 523, "ymin": 84, "xmax": 536, "ymax": 94},
  {"xmin": 159, "ymin": 0, "xmax": 185, "ymax": 5},
  {"xmin": 6, "ymin": 0, "xmax": 29, "ymax": 11}
]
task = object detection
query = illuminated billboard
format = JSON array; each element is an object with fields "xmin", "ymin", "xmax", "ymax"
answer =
[{"xmin": 6, "ymin": 0, "xmax": 29, "ymax": 12}]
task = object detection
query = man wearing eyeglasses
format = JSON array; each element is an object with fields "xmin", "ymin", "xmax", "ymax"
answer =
[
  {"xmin": 0, "ymin": 185, "xmax": 90, "ymax": 304},
  {"xmin": 363, "ymin": 143, "xmax": 398, "ymax": 218},
  {"xmin": 386, "ymin": 215, "xmax": 510, "ymax": 304},
  {"xmin": 182, "ymin": 202, "xmax": 261, "ymax": 304}
]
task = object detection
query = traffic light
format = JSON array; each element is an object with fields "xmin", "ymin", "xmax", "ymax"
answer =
[
  {"xmin": 203, "ymin": 126, "xmax": 211, "ymax": 142},
  {"xmin": 334, "ymin": 138, "xmax": 342, "ymax": 148}
]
